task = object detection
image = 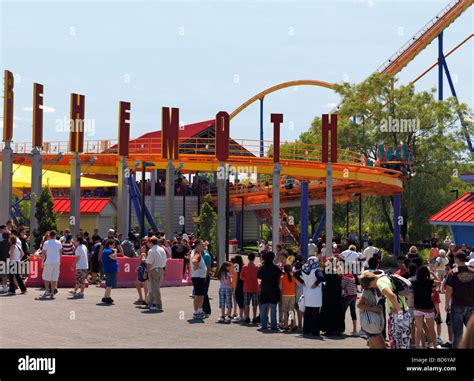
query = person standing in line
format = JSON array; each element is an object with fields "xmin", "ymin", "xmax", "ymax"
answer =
[
  {"xmin": 231, "ymin": 255, "xmax": 245, "ymax": 322},
  {"xmin": 257, "ymin": 251, "xmax": 282, "ymax": 331},
  {"xmin": 202, "ymin": 241, "xmax": 213, "ymax": 318},
  {"xmin": 61, "ymin": 234, "xmax": 75, "ymax": 256},
  {"xmin": 217, "ymin": 261, "xmax": 234, "ymax": 323},
  {"xmin": 146, "ymin": 237, "xmax": 167, "ymax": 311},
  {"xmin": 301, "ymin": 257, "xmax": 324, "ymax": 337},
  {"xmin": 280, "ymin": 264, "xmax": 299, "ymax": 331},
  {"xmin": 101, "ymin": 239, "xmax": 119, "ymax": 305},
  {"xmin": 411, "ymin": 265, "xmax": 439, "ymax": 349},
  {"xmin": 445, "ymin": 252, "xmax": 474, "ymax": 348},
  {"xmin": 190, "ymin": 240, "xmax": 207, "ymax": 320},
  {"xmin": 40, "ymin": 230, "xmax": 62, "ymax": 300},
  {"xmin": 7, "ymin": 236, "xmax": 27, "ymax": 295},
  {"xmin": 241, "ymin": 253, "xmax": 260, "ymax": 324},
  {"xmin": 69, "ymin": 236, "xmax": 89, "ymax": 298},
  {"xmin": 341, "ymin": 273, "xmax": 359, "ymax": 335}
]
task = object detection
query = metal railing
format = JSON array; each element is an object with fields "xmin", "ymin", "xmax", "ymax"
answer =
[
  {"xmin": 6, "ymin": 137, "xmax": 364, "ymax": 165},
  {"xmin": 376, "ymin": 0, "xmax": 461, "ymax": 73}
]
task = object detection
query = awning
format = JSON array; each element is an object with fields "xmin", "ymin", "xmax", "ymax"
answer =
[{"xmin": 7, "ymin": 163, "xmax": 117, "ymax": 188}]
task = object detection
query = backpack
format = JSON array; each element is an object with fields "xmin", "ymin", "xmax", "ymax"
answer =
[
  {"xmin": 360, "ymin": 290, "xmax": 384, "ymax": 334},
  {"xmin": 137, "ymin": 262, "xmax": 148, "ymax": 282},
  {"xmin": 388, "ymin": 273, "xmax": 412, "ymax": 297}
]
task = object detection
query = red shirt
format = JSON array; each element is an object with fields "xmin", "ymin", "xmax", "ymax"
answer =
[{"xmin": 240, "ymin": 262, "xmax": 259, "ymax": 293}]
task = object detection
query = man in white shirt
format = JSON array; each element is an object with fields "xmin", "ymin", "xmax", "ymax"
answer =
[
  {"xmin": 341, "ymin": 244, "xmax": 365, "ymax": 274},
  {"xmin": 40, "ymin": 230, "xmax": 62, "ymax": 299},
  {"xmin": 363, "ymin": 241, "xmax": 378, "ymax": 261},
  {"xmin": 308, "ymin": 239, "xmax": 317, "ymax": 257},
  {"xmin": 71, "ymin": 236, "xmax": 89, "ymax": 298},
  {"xmin": 146, "ymin": 237, "xmax": 167, "ymax": 311}
]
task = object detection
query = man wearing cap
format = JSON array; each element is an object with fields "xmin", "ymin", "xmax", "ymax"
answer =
[{"xmin": 98, "ymin": 229, "xmax": 123, "ymax": 261}]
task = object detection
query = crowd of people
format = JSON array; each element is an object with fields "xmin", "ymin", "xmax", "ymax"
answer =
[{"xmin": 1, "ymin": 221, "xmax": 473, "ymax": 349}]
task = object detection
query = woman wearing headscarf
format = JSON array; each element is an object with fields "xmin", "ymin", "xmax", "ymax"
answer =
[
  {"xmin": 257, "ymin": 251, "xmax": 282, "ymax": 331},
  {"xmin": 320, "ymin": 257, "xmax": 346, "ymax": 335},
  {"xmin": 301, "ymin": 257, "xmax": 324, "ymax": 337}
]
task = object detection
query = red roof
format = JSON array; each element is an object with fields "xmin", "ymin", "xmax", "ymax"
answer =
[
  {"xmin": 53, "ymin": 198, "xmax": 112, "ymax": 214},
  {"xmin": 136, "ymin": 119, "xmax": 214, "ymax": 140},
  {"xmin": 429, "ymin": 192, "xmax": 474, "ymax": 224}
]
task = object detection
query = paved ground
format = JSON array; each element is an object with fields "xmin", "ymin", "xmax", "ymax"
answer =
[{"xmin": 0, "ymin": 281, "xmax": 449, "ymax": 348}]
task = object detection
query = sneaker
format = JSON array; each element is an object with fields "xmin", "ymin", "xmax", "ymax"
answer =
[
  {"xmin": 224, "ymin": 316, "xmax": 231, "ymax": 324},
  {"xmin": 150, "ymin": 305, "xmax": 159, "ymax": 311},
  {"xmin": 49, "ymin": 293, "xmax": 55, "ymax": 300},
  {"xmin": 244, "ymin": 318, "xmax": 251, "ymax": 324},
  {"xmin": 270, "ymin": 327, "xmax": 279, "ymax": 331},
  {"xmin": 74, "ymin": 293, "xmax": 84, "ymax": 299},
  {"xmin": 440, "ymin": 341, "xmax": 452, "ymax": 349},
  {"xmin": 218, "ymin": 316, "xmax": 226, "ymax": 323},
  {"xmin": 133, "ymin": 300, "xmax": 144, "ymax": 305},
  {"xmin": 68, "ymin": 290, "xmax": 77, "ymax": 295},
  {"xmin": 436, "ymin": 336, "xmax": 444, "ymax": 345},
  {"xmin": 101, "ymin": 297, "xmax": 107, "ymax": 303},
  {"xmin": 20, "ymin": 290, "xmax": 27, "ymax": 295},
  {"xmin": 232, "ymin": 316, "xmax": 241, "ymax": 322},
  {"xmin": 251, "ymin": 318, "xmax": 257, "ymax": 325}
]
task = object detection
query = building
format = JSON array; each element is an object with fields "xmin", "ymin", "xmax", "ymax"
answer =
[
  {"xmin": 53, "ymin": 198, "xmax": 117, "ymax": 237},
  {"xmin": 429, "ymin": 192, "xmax": 474, "ymax": 246}
]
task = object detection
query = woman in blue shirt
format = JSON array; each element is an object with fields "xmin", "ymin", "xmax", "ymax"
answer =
[{"xmin": 101, "ymin": 239, "xmax": 119, "ymax": 304}]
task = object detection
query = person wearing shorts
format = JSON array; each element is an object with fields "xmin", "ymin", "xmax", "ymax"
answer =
[
  {"xmin": 189, "ymin": 240, "xmax": 207, "ymax": 320},
  {"xmin": 240, "ymin": 253, "xmax": 260, "ymax": 324},
  {"xmin": 40, "ymin": 230, "xmax": 62, "ymax": 300},
  {"xmin": 101, "ymin": 239, "xmax": 119, "ymax": 304},
  {"xmin": 70, "ymin": 236, "xmax": 89, "ymax": 298},
  {"xmin": 280, "ymin": 264, "xmax": 297, "ymax": 331},
  {"xmin": 217, "ymin": 261, "xmax": 233, "ymax": 323},
  {"xmin": 412, "ymin": 265, "xmax": 440, "ymax": 348}
]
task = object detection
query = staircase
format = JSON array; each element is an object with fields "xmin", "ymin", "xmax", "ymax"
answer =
[{"xmin": 254, "ymin": 208, "xmax": 300, "ymax": 244}]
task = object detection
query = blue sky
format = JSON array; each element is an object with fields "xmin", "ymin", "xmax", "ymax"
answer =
[{"xmin": 0, "ymin": 0, "xmax": 472, "ymax": 145}]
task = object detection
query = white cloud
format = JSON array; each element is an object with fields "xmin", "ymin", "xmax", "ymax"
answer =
[
  {"xmin": 22, "ymin": 106, "xmax": 55, "ymax": 113},
  {"xmin": 325, "ymin": 102, "xmax": 338, "ymax": 109}
]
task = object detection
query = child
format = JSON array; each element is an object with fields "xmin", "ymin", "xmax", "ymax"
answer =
[
  {"xmin": 241, "ymin": 253, "xmax": 260, "ymax": 324},
  {"xmin": 135, "ymin": 251, "xmax": 148, "ymax": 306},
  {"xmin": 293, "ymin": 261, "xmax": 304, "ymax": 331},
  {"xmin": 341, "ymin": 273, "xmax": 358, "ymax": 335},
  {"xmin": 217, "ymin": 262, "xmax": 233, "ymax": 323},
  {"xmin": 280, "ymin": 264, "xmax": 298, "ymax": 331}
]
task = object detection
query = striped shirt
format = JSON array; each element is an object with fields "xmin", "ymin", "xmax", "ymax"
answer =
[
  {"xmin": 61, "ymin": 241, "xmax": 75, "ymax": 256},
  {"xmin": 341, "ymin": 275, "xmax": 358, "ymax": 297}
]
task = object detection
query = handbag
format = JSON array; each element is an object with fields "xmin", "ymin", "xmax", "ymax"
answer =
[
  {"xmin": 360, "ymin": 309, "xmax": 384, "ymax": 334},
  {"xmin": 360, "ymin": 289, "xmax": 384, "ymax": 334}
]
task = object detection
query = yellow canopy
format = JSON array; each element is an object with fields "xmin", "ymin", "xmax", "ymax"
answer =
[{"xmin": 10, "ymin": 163, "xmax": 117, "ymax": 188}]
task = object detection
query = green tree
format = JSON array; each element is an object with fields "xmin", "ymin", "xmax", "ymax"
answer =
[
  {"xmin": 199, "ymin": 194, "xmax": 217, "ymax": 257},
  {"xmin": 298, "ymin": 73, "xmax": 473, "ymax": 245},
  {"xmin": 33, "ymin": 188, "xmax": 58, "ymax": 249}
]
